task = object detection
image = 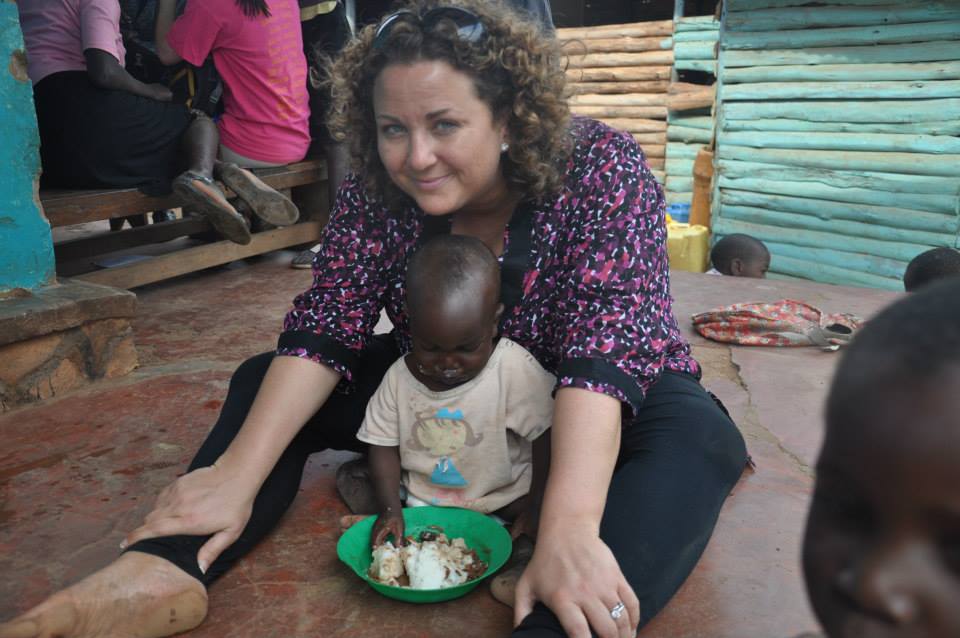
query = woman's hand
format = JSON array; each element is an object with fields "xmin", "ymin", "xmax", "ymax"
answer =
[
  {"xmin": 371, "ymin": 509, "xmax": 406, "ymax": 548},
  {"xmin": 122, "ymin": 462, "xmax": 257, "ymax": 574},
  {"xmin": 514, "ymin": 521, "xmax": 640, "ymax": 638}
]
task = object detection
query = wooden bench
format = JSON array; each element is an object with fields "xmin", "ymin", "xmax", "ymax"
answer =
[{"xmin": 45, "ymin": 160, "xmax": 329, "ymax": 289}]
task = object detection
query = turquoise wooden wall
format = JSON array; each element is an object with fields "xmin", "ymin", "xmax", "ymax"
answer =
[
  {"xmin": 713, "ymin": 0, "xmax": 960, "ymax": 290},
  {"xmin": 0, "ymin": 2, "xmax": 54, "ymax": 292}
]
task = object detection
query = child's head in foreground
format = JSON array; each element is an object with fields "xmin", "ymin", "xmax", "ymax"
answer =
[
  {"xmin": 710, "ymin": 233, "xmax": 770, "ymax": 278},
  {"xmin": 803, "ymin": 276, "xmax": 960, "ymax": 638},
  {"xmin": 903, "ymin": 247, "xmax": 960, "ymax": 293},
  {"xmin": 405, "ymin": 235, "xmax": 503, "ymax": 389}
]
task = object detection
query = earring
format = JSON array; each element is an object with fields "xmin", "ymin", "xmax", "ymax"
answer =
[{"xmin": 500, "ymin": 142, "xmax": 509, "ymax": 153}]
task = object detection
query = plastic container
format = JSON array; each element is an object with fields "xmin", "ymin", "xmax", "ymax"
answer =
[
  {"xmin": 667, "ymin": 222, "xmax": 710, "ymax": 273},
  {"xmin": 666, "ymin": 203, "xmax": 691, "ymax": 223},
  {"xmin": 337, "ymin": 505, "xmax": 513, "ymax": 603}
]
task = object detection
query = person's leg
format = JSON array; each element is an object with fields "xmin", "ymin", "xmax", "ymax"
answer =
[
  {"xmin": 513, "ymin": 372, "xmax": 748, "ymax": 636},
  {"xmin": 181, "ymin": 113, "xmax": 219, "ymax": 179}
]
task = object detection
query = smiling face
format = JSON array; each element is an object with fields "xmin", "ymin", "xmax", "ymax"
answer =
[
  {"xmin": 803, "ymin": 369, "xmax": 960, "ymax": 638},
  {"xmin": 373, "ymin": 59, "xmax": 510, "ymax": 217}
]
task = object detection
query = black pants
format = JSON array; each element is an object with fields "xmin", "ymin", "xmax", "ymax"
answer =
[{"xmin": 132, "ymin": 338, "xmax": 747, "ymax": 635}]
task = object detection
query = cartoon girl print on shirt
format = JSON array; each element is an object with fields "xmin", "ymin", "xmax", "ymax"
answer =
[{"xmin": 406, "ymin": 407, "xmax": 483, "ymax": 488}]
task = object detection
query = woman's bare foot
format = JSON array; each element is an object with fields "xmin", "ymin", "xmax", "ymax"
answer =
[{"xmin": 0, "ymin": 552, "xmax": 208, "ymax": 638}]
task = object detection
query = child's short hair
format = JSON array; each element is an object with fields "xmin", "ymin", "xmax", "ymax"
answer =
[
  {"xmin": 830, "ymin": 276, "xmax": 960, "ymax": 409},
  {"xmin": 902, "ymin": 247, "xmax": 960, "ymax": 292},
  {"xmin": 406, "ymin": 235, "xmax": 500, "ymax": 316},
  {"xmin": 710, "ymin": 233, "xmax": 769, "ymax": 275}
]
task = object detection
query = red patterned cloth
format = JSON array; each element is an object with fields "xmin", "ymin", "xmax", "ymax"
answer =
[{"xmin": 692, "ymin": 299, "xmax": 862, "ymax": 349}]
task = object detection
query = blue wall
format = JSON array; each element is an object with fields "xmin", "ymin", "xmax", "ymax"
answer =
[{"xmin": 0, "ymin": 3, "xmax": 54, "ymax": 292}]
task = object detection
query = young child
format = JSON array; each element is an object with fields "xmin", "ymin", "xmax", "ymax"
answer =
[
  {"xmin": 355, "ymin": 235, "xmax": 555, "ymax": 577},
  {"xmin": 801, "ymin": 276, "xmax": 960, "ymax": 637},
  {"xmin": 903, "ymin": 246, "xmax": 960, "ymax": 292},
  {"xmin": 708, "ymin": 233, "xmax": 770, "ymax": 278}
]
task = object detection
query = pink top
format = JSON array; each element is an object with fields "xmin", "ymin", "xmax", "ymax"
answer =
[
  {"xmin": 167, "ymin": 0, "xmax": 310, "ymax": 164},
  {"xmin": 17, "ymin": 0, "xmax": 126, "ymax": 85}
]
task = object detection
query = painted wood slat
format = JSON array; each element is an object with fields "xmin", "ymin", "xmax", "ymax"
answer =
[
  {"xmin": 725, "ymin": 3, "xmax": 960, "ymax": 33},
  {"xmin": 721, "ymin": 118, "xmax": 960, "ymax": 136},
  {"xmin": 675, "ymin": 15, "xmax": 719, "ymax": 31},
  {"xmin": 668, "ymin": 126, "xmax": 713, "ymax": 144},
  {"xmin": 666, "ymin": 142, "xmax": 706, "ymax": 159},
  {"xmin": 728, "ymin": 0, "xmax": 917, "ymax": 10},
  {"xmin": 718, "ymin": 131, "xmax": 960, "ymax": 155},
  {"xmin": 723, "ymin": 40, "xmax": 960, "ymax": 68},
  {"xmin": 717, "ymin": 175, "xmax": 958, "ymax": 214},
  {"xmin": 665, "ymin": 191, "xmax": 693, "ymax": 204},
  {"xmin": 723, "ymin": 61, "xmax": 960, "ymax": 84},
  {"xmin": 711, "ymin": 217, "xmax": 929, "ymax": 262},
  {"xmin": 720, "ymin": 98, "xmax": 960, "ymax": 123},
  {"xmin": 666, "ymin": 159, "xmax": 696, "ymax": 175},
  {"xmin": 717, "ymin": 146, "xmax": 960, "ymax": 177},
  {"xmin": 667, "ymin": 176, "xmax": 694, "ymax": 192},
  {"xmin": 767, "ymin": 253, "xmax": 902, "ymax": 291},
  {"xmin": 719, "ymin": 189, "xmax": 957, "ymax": 234},
  {"xmin": 674, "ymin": 60, "xmax": 718, "ymax": 73},
  {"xmin": 722, "ymin": 79, "xmax": 960, "ymax": 101},
  {"xmin": 722, "ymin": 21, "xmax": 960, "ymax": 51},
  {"xmin": 764, "ymin": 241, "xmax": 908, "ymax": 281},
  {"xmin": 716, "ymin": 159, "xmax": 960, "ymax": 195},
  {"xmin": 719, "ymin": 203, "xmax": 954, "ymax": 246},
  {"xmin": 673, "ymin": 31, "xmax": 719, "ymax": 44},
  {"xmin": 667, "ymin": 115, "xmax": 713, "ymax": 129},
  {"xmin": 674, "ymin": 41, "xmax": 717, "ymax": 60}
]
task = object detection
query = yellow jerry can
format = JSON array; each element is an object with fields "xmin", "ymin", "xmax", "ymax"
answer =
[{"xmin": 666, "ymin": 222, "xmax": 710, "ymax": 273}]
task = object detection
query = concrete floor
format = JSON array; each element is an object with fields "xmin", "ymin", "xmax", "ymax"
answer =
[{"xmin": 0, "ymin": 253, "xmax": 900, "ymax": 637}]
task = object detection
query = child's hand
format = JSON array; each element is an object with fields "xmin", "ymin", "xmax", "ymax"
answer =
[{"xmin": 371, "ymin": 509, "xmax": 406, "ymax": 548}]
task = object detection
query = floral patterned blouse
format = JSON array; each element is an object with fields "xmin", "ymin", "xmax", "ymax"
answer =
[{"xmin": 278, "ymin": 117, "xmax": 699, "ymax": 419}]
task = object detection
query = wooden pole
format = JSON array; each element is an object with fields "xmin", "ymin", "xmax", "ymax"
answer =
[
  {"xmin": 721, "ymin": 79, "xmax": 960, "ymax": 100},
  {"xmin": 570, "ymin": 93, "xmax": 667, "ymax": 106},
  {"xmin": 723, "ymin": 61, "xmax": 960, "ymax": 83},
  {"xmin": 666, "ymin": 82, "xmax": 715, "ymax": 111},
  {"xmin": 723, "ymin": 41, "xmax": 960, "ymax": 68},
  {"xmin": 726, "ymin": 2, "xmax": 960, "ymax": 32},
  {"xmin": 565, "ymin": 66, "xmax": 672, "ymax": 82},
  {"xmin": 567, "ymin": 80, "xmax": 671, "ymax": 94},
  {"xmin": 599, "ymin": 118, "xmax": 668, "ymax": 132},
  {"xmin": 570, "ymin": 105, "xmax": 668, "ymax": 119},
  {"xmin": 560, "ymin": 36, "xmax": 672, "ymax": 54},
  {"xmin": 557, "ymin": 20, "xmax": 673, "ymax": 40},
  {"xmin": 717, "ymin": 145, "xmax": 960, "ymax": 177},
  {"xmin": 722, "ymin": 20, "xmax": 960, "ymax": 51},
  {"xmin": 565, "ymin": 51, "xmax": 674, "ymax": 69}
]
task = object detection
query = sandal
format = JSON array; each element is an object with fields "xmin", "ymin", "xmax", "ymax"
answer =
[
  {"xmin": 172, "ymin": 171, "xmax": 251, "ymax": 245},
  {"xmin": 290, "ymin": 244, "xmax": 321, "ymax": 269},
  {"xmin": 217, "ymin": 162, "xmax": 300, "ymax": 226}
]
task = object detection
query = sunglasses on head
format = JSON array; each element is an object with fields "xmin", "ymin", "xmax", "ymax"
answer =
[{"xmin": 372, "ymin": 6, "xmax": 485, "ymax": 50}]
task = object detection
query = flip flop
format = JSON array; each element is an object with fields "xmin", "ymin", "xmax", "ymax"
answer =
[
  {"xmin": 217, "ymin": 162, "xmax": 300, "ymax": 226},
  {"xmin": 172, "ymin": 171, "xmax": 251, "ymax": 245}
]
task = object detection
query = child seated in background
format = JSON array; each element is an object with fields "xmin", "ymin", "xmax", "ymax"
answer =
[
  {"xmin": 707, "ymin": 233, "xmax": 770, "ymax": 278},
  {"xmin": 801, "ymin": 276, "xmax": 960, "ymax": 638},
  {"xmin": 355, "ymin": 235, "xmax": 555, "ymax": 604},
  {"xmin": 903, "ymin": 247, "xmax": 960, "ymax": 292}
]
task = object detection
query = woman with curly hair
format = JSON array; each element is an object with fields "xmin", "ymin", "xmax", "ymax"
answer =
[{"xmin": 0, "ymin": 2, "xmax": 747, "ymax": 637}]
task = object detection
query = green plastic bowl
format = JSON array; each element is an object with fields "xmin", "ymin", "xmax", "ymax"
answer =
[{"xmin": 337, "ymin": 505, "xmax": 512, "ymax": 603}]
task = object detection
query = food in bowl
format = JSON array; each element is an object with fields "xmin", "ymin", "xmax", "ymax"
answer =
[{"xmin": 369, "ymin": 528, "xmax": 487, "ymax": 589}]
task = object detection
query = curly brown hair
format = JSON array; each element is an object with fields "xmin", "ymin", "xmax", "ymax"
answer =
[{"xmin": 326, "ymin": 0, "xmax": 571, "ymax": 206}]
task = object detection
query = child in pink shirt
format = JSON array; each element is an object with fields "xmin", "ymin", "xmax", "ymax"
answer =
[{"xmin": 157, "ymin": 0, "xmax": 311, "ymax": 166}]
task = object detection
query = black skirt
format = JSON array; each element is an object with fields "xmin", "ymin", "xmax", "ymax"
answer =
[{"xmin": 33, "ymin": 71, "xmax": 191, "ymax": 195}]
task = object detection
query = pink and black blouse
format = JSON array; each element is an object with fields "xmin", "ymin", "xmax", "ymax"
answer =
[{"xmin": 278, "ymin": 117, "xmax": 699, "ymax": 418}]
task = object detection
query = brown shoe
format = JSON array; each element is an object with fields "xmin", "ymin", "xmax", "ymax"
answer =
[
  {"xmin": 173, "ymin": 171, "xmax": 251, "ymax": 244},
  {"xmin": 217, "ymin": 162, "xmax": 299, "ymax": 226},
  {"xmin": 335, "ymin": 457, "xmax": 379, "ymax": 514}
]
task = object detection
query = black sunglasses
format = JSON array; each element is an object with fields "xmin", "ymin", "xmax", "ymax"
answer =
[{"xmin": 372, "ymin": 7, "xmax": 485, "ymax": 50}]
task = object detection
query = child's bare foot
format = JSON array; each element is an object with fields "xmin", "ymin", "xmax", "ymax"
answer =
[
  {"xmin": 339, "ymin": 514, "xmax": 371, "ymax": 535},
  {"xmin": 0, "ymin": 552, "xmax": 207, "ymax": 638}
]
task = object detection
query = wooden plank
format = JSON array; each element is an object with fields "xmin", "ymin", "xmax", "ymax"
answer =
[
  {"xmin": 666, "ymin": 176, "xmax": 694, "ymax": 192},
  {"xmin": 54, "ymin": 217, "xmax": 212, "ymax": 263},
  {"xmin": 630, "ymin": 132, "xmax": 667, "ymax": 145},
  {"xmin": 570, "ymin": 93, "xmax": 667, "ymax": 106},
  {"xmin": 764, "ymin": 241, "xmax": 907, "ymax": 281},
  {"xmin": 718, "ymin": 131, "xmax": 960, "ymax": 154},
  {"xmin": 596, "ymin": 118, "xmax": 667, "ymax": 133},
  {"xmin": 726, "ymin": 3, "xmax": 960, "ymax": 32},
  {"xmin": 723, "ymin": 61, "xmax": 960, "ymax": 84},
  {"xmin": 716, "ymin": 159, "xmax": 960, "ymax": 195},
  {"xmin": 561, "ymin": 36, "xmax": 672, "ymax": 54},
  {"xmin": 636, "ymin": 143, "xmax": 665, "ymax": 158},
  {"xmin": 565, "ymin": 66, "xmax": 672, "ymax": 82},
  {"xmin": 565, "ymin": 51, "xmax": 674, "ymax": 68},
  {"xmin": 675, "ymin": 15, "xmax": 718, "ymax": 31},
  {"xmin": 667, "ymin": 114, "xmax": 713, "ymax": 129},
  {"xmin": 721, "ymin": 98, "xmax": 960, "ymax": 123},
  {"xmin": 572, "ymin": 105, "xmax": 667, "ymax": 119},
  {"xmin": 711, "ymin": 217, "xmax": 928, "ymax": 263},
  {"xmin": 718, "ymin": 202, "xmax": 953, "ymax": 246},
  {"xmin": 718, "ymin": 188, "xmax": 957, "ymax": 233},
  {"xmin": 717, "ymin": 146, "xmax": 960, "ymax": 177},
  {"xmin": 568, "ymin": 80, "xmax": 671, "ymax": 94},
  {"xmin": 558, "ymin": 20, "xmax": 673, "ymax": 40},
  {"xmin": 673, "ymin": 41, "xmax": 717, "ymax": 61},
  {"xmin": 673, "ymin": 31, "xmax": 719, "ymax": 43},
  {"xmin": 722, "ymin": 21, "xmax": 960, "ymax": 51},
  {"xmin": 665, "ymin": 159, "xmax": 695, "ymax": 175},
  {"xmin": 666, "ymin": 142, "xmax": 705, "ymax": 159},
  {"xmin": 722, "ymin": 40, "xmax": 960, "ymax": 68},
  {"xmin": 767, "ymin": 253, "xmax": 902, "ymax": 291},
  {"xmin": 668, "ymin": 125, "xmax": 713, "ymax": 144},
  {"xmin": 666, "ymin": 82, "xmax": 715, "ymax": 111},
  {"xmin": 646, "ymin": 157, "xmax": 666, "ymax": 169},
  {"xmin": 728, "ymin": 0, "xmax": 917, "ymax": 10},
  {"xmin": 665, "ymin": 191, "xmax": 693, "ymax": 205},
  {"xmin": 721, "ymin": 117, "xmax": 960, "ymax": 136},
  {"xmin": 75, "ymin": 222, "xmax": 324, "ymax": 289},
  {"xmin": 722, "ymin": 79, "xmax": 960, "ymax": 100},
  {"xmin": 650, "ymin": 169, "xmax": 666, "ymax": 184},
  {"xmin": 674, "ymin": 60, "xmax": 717, "ymax": 73}
]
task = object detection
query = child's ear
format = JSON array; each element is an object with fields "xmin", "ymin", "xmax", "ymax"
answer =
[{"xmin": 730, "ymin": 258, "xmax": 744, "ymax": 277}]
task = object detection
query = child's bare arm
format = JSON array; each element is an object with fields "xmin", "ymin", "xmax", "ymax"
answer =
[{"xmin": 368, "ymin": 444, "xmax": 405, "ymax": 547}]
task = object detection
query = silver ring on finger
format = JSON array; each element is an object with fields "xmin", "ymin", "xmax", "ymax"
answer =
[{"xmin": 610, "ymin": 601, "xmax": 626, "ymax": 620}]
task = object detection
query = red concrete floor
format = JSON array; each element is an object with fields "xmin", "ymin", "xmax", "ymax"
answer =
[{"xmin": 0, "ymin": 253, "xmax": 900, "ymax": 637}]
